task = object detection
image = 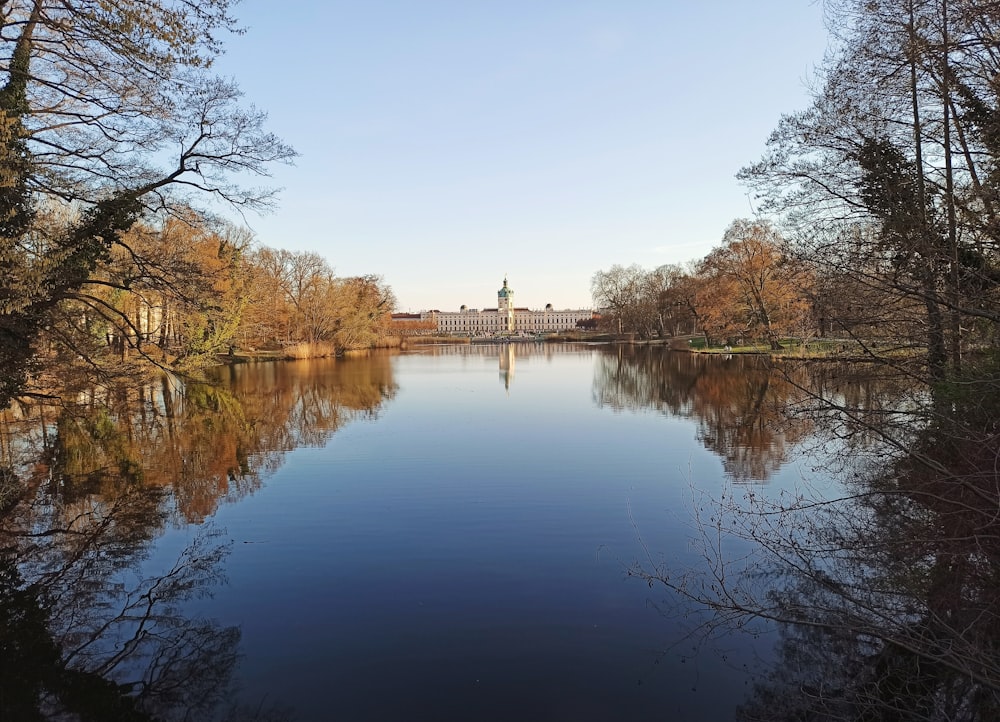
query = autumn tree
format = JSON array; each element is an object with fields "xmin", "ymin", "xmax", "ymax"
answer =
[
  {"xmin": 329, "ymin": 275, "xmax": 396, "ymax": 351},
  {"xmin": 248, "ymin": 248, "xmax": 335, "ymax": 345},
  {"xmin": 238, "ymin": 248, "xmax": 395, "ymax": 354},
  {"xmin": 34, "ymin": 210, "xmax": 255, "ymax": 388},
  {"xmin": 592, "ymin": 264, "xmax": 643, "ymax": 334},
  {"xmin": 693, "ymin": 266, "xmax": 743, "ymax": 347},
  {"xmin": 239, "ymin": 247, "xmax": 293, "ymax": 347},
  {"xmin": 698, "ymin": 220, "xmax": 814, "ymax": 350},
  {"xmin": 115, "ymin": 216, "xmax": 252, "ymax": 365},
  {"xmin": 741, "ymin": 0, "xmax": 1000, "ymax": 377},
  {"xmin": 0, "ymin": 0, "xmax": 295, "ymax": 408}
]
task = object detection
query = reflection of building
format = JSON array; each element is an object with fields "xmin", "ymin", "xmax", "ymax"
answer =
[
  {"xmin": 393, "ymin": 278, "xmax": 593, "ymax": 336},
  {"xmin": 499, "ymin": 344, "xmax": 515, "ymax": 390}
]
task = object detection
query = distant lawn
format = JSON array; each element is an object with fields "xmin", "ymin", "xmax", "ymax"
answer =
[{"xmin": 687, "ymin": 338, "xmax": 868, "ymax": 357}]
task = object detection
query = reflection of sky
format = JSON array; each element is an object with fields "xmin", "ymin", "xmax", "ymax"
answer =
[{"xmin": 146, "ymin": 347, "xmax": 826, "ymax": 721}]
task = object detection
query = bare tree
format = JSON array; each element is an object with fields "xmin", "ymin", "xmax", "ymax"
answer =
[
  {"xmin": 591, "ymin": 263, "xmax": 663, "ymax": 338},
  {"xmin": 741, "ymin": 0, "xmax": 1000, "ymax": 380},
  {"xmin": 0, "ymin": 0, "xmax": 295, "ymax": 408}
]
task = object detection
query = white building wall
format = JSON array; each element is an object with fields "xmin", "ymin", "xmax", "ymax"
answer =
[
  {"xmin": 419, "ymin": 279, "xmax": 591, "ymax": 336},
  {"xmin": 424, "ymin": 308, "xmax": 591, "ymax": 335}
]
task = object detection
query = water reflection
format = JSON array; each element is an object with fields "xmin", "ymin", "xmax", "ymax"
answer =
[
  {"xmin": 408, "ymin": 341, "xmax": 585, "ymax": 393},
  {"xmin": 591, "ymin": 348, "xmax": 811, "ymax": 480},
  {"xmin": 408, "ymin": 340, "xmax": 587, "ymax": 359},
  {"xmin": 1, "ymin": 355, "xmax": 396, "ymax": 721},
  {"xmin": 629, "ymin": 356, "xmax": 1000, "ymax": 720},
  {"xmin": 499, "ymin": 344, "xmax": 515, "ymax": 390},
  {"xmin": 591, "ymin": 346, "xmax": 921, "ymax": 481},
  {"xmin": 1, "ymin": 471, "xmax": 246, "ymax": 721},
  {"xmin": 1, "ymin": 355, "xmax": 397, "ymax": 523},
  {"xmin": 731, "ymin": 446, "xmax": 1000, "ymax": 719},
  {"xmin": 1, "ymin": 346, "xmax": 940, "ymax": 720},
  {"xmin": 758, "ymin": 384, "xmax": 1000, "ymax": 718}
]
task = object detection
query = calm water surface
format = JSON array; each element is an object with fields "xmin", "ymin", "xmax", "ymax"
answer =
[
  {"xmin": 7, "ymin": 344, "xmax": 846, "ymax": 721},
  {"xmin": 189, "ymin": 345, "xmax": 817, "ymax": 721}
]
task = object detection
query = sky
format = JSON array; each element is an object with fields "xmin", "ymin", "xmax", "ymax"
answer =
[{"xmin": 214, "ymin": 1, "xmax": 830, "ymax": 312}]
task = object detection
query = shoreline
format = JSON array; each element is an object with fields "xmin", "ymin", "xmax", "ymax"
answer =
[{"xmin": 213, "ymin": 335, "xmax": 949, "ymax": 366}]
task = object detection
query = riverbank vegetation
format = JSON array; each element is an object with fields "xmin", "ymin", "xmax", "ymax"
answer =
[
  {"xmin": 593, "ymin": 204, "xmax": 996, "ymax": 370},
  {"xmin": 592, "ymin": 219, "xmax": 817, "ymax": 352},
  {"xmin": 621, "ymin": 1, "xmax": 1000, "ymax": 718},
  {"xmin": 0, "ymin": 1, "xmax": 394, "ymax": 412},
  {"xmin": 236, "ymin": 246, "xmax": 395, "ymax": 357}
]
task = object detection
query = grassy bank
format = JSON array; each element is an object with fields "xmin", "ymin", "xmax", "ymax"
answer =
[
  {"xmin": 681, "ymin": 336, "xmax": 918, "ymax": 361},
  {"xmin": 216, "ymin": 337, "xmax": 405, "ymax": 364}
]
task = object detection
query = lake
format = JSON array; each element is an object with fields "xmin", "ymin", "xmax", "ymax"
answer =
[{"xmin": 3, "ymin": 344, "xmax": 861, "ymax": 721}]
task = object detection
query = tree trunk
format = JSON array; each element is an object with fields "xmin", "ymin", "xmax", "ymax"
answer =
[
  {"xmin": 909, "ymin": 0, "xmax": 946, "ymax": 381},
  {"xmin": 941, "ymin": 0, "xmax": 962, "ymax": 372}
]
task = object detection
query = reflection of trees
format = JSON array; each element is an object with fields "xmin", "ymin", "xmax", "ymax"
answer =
[
  {"xmin": 212, "ymin": 354, "xmax": 396, "ymax": 460},
  {"xmin": 733, "ymin": 463, "xmax": 1000, "ymax": 719},
  {"xmin": 636, "ymin": 359, "xmax": 1000, "ymax": 720},
  {"xmin": 778, "ymin": 360, "xmax": 931, "ymax": 470},
  {"xmin": 0, "ymin": 355, "xmax": 394, "ymax": 720},
  {"xmin": 592, "ymin": 347, "xmax": 919, "ymax": 481},
  {"xmin": 1, "ymin": 354, "xmax": 396, "ymax": 524},
  {"xmin": 592, "ymin": 347, "xmax": 812, "ymax": 480},
  {"xmin": 1, "ymin": 482, "xmax": 246, "ymax": 721}
]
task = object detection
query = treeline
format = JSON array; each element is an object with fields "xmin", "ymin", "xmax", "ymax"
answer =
[
  {"xmin": 20, "ymin": 207, "xmax": 395, "ymax": 405},
  {"xmin": 69, "ymin": 212, "xmax": 395, "ymax": 371},
  {"xmin": 596, "ymin": 0, "xmax": 1000, "ymax": 377},
  {"xmin": 631, "ymin": 1, "xmax": 1000, "ymax": 718},
  {"xmin": 0, "ymin": 1, "xmax": 395, "ymax": 409},
  {"xmin": 239, "ymin": 246, "xmax": 394, "ymax": 355},
  {"xmin": 592, "ymin": 219, "xmax": 813, "ymax": 350},
  {"xmin": 596, "ymin": 199, "xmax": 997, "ymax": 365}
]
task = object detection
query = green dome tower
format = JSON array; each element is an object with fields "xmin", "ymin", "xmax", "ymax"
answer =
[{"xmin": 497, "ymin": 277, "xmax": 514, "ymax": 333}]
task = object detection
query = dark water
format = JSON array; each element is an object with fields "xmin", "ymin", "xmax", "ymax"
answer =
[{"xmin": 2, "ymin": 344, "xmax": 856, "ymax": 721}]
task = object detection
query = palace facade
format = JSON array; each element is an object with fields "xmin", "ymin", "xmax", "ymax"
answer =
[{"xmin": 392, "ymin": 278, "xmax": 593, "ymax": 336}]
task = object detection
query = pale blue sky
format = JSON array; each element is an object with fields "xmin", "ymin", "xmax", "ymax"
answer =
[{"xmin": 216, "ymin": 1, "xmax": 828, "ymax": 312}]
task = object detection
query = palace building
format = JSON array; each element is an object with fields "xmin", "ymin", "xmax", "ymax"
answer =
[{"xmin": 393, "ymin": 278, "xmax": 593, "ymax": 337}]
